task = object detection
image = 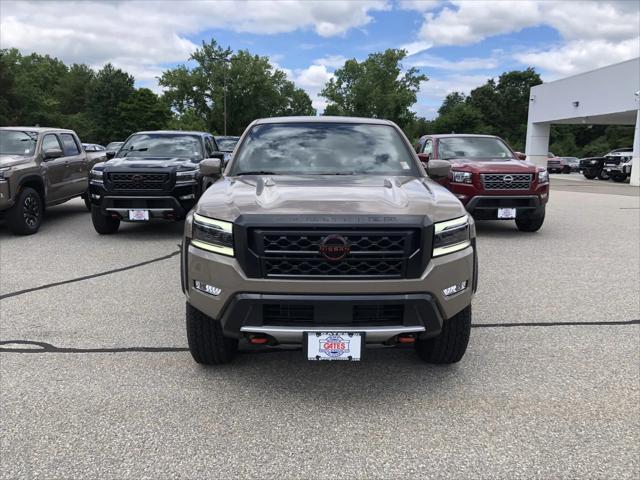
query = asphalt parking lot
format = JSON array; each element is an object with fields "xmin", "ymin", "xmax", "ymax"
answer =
[{"xmin": 1, "ymin": 176, "xmax": 639, "ymax": 479}]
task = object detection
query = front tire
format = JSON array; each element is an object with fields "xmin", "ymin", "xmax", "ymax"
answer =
[
  {"xmin": 611, "ymin": 172, "xmax": 627, "ymax": 183},
  {"xmin": 91, "ymin": 204, "xmax": 120, "ymax": 234},
  {"xmin": 515, "ymin": 205, "xmax": 545, "ymax": 232},
  {"xmin": 186, "ymin": 302, "xmax": 238, "ymax": 365},
  {"xmin": 583, "ymin": 171, "xmax": 597, "ymax": 180},
  {"xmin": 6, "ymin": 187, "xmax": 43, "ymax": 235},
  {"xmin": 82, "ymin": 192, "xmax": 91, "ymax": 211},
  {"xmin": 415, "ymin": 305, "xmax": 471, "ymax": 364},
  {"xmin": 563, "ymin": 165, "xmax": 571, "ymax": 174}
]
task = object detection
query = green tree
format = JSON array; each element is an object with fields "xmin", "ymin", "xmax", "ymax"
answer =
[
  {"xmin": 160, "ymin": 39, "xmax": 315, "ymax": 135},
  {"xmin": 117, "ymin": 88, "xmax": 171, "ymax": 134},
  {"xmin": 88, "ymin": 64, "xmax": 135, "ymax": 143},
  {"xmin": 320, "ymin": 49, "xmax": 427, "ymax": 130},
  {"xmin": 438, "ymin": 92, "xmax": 466, "ymax": 116}
]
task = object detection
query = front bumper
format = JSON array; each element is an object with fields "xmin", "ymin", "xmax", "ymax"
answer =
[
  {"xmin": 183, "ymin": 238, "xmax": 475, "ymax": 344},
  {"xmin": 464, "ymin": 194, "xmax": 546, "ymax": 220},
  {"xmin": 89, "ymin": 180, "xmax": 199, "ymax": 220},
  {"xmin": 226, "ymin": 293, "xmax": 442, "ymax": 343}
]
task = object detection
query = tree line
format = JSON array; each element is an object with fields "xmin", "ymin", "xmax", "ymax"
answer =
[{"xmin": 1, "ymin": 40, "xmax": 632, "ymax": 156}]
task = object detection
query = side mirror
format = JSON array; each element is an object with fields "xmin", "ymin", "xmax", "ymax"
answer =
[
  {"xmin": 515, "ymin": 151, "xmax": 526, "ymax": 160},
  {"xmin": 200, "ymin": 158, "xmax": 222, "ymax": 177},
  {"xmin": 426, "ymin": 159, "xmax": 451, "ymax": 180},
  {"xmin": 106, "ymin": 151, "xmax": 116, "ymax": 159},
  {"xmin": 43, "ymin": 148, "xmax": 64, "ymax": 160}
]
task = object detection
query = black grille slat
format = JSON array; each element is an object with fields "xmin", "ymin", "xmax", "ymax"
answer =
[
  {"xmin": 481, "ymin": 173, "xmax": 532, "ymax": 190},
  {"xmin": 253, "ymin": 229, "xmax": 418, "ymax": 279},
  {"xmin": 353, "ymin": 305, "xmax": 404, "ymax": 323},
  {"xmin": 107, "ymin": 172, "xmax": 171, "ymax": 191},
  {"xmin": 263, "ymin": 304, "xmax": 314, "ymax": 323}
]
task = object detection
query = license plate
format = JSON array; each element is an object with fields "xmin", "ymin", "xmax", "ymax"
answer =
[
  {"xmin": 128, "ymin": 209, "xmax": 149, "ymax": 221},
  {"xmin": 498, "ymin": 208, "xmax": 516, "ymax": 219},
  {"xmin": 305, "ymin": 332, "xmax": 363, "ymax": 361}
]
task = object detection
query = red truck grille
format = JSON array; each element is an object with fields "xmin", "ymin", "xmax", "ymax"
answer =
[{"xmin": 481, "ymin": 173, "xmax": 532, "ymax": 190}]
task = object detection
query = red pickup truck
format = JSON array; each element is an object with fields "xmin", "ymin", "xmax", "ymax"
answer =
[{"xmin": 415, "ymin": 134, "xmax": 549, "ymax": 232}]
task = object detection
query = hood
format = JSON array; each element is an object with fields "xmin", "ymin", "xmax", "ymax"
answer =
[
  {"xmin": 102, "ymin": 156, "xmax": 199, "ymax": 171},
  {"xmin": 0, "ymin": 154, "xmax": 34, "ymax": 168},
  {"xmin": 197, "ymin": 175, "xmax": 465, "ymax": 223},
  {"xmin": 449, "ymin": 158, "xmax": 539, "ymax": 173}
]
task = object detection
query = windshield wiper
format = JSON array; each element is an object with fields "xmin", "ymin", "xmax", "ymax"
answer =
[{"xmin": 234, "ymin": 171, "xmax": 277, "ymax": 176}]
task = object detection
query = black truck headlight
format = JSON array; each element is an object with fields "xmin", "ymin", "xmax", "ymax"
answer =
[
  {"xmin": 433, "ymin": 215, "xmax": 471, "ymax": 257},
  {"xmin": 89, "ymin": 169, "xmax": 103, "ymax": 181},
  {"xmin": 176, "ymin": 169, "xmax": 198, "ymax": 184},
  {"xmin": 192, "ymin": 213, "xmax": 234, "ymax": 256}
]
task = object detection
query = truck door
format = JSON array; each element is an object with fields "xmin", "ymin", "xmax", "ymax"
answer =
[
  {"xmin": 59, "ymin": 132, "xmax": 87, "ymax": 198},
  {"xmin": 41, "ymin": 133, "xmax": 67, "ymax": 203}
]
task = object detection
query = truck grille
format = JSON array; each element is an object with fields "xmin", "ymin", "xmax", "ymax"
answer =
[
  {"xmin": 107, "ymin": 172, "xmax": 170, "ymax": 191},
  {"xmin": 481, "ymin": 173, "xmax": 532, "ymax": 190},
  {"xmin": 252, "ymin": 229, "xmax": 418, "ymax": 279},
  {"xmin": 262, "ymin": 304, "xmax": 404, "ymax": 326},
  {"xmin": 604, "ymin": 157, "xmax": 622, "ymax": 165}
]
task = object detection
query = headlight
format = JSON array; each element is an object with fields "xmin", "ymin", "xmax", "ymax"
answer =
[
  {"xmin": 176, "ymin": 169, "xmax": 198, "ymax": 183},
  {"xmin": 433, "ymin": 215, "xmax": 471, "ymax": 257},
  {"xmin": 590, "ymin": 160, "xmax": 597, "ymax": 164},
  {"xmin": 538, "ymin": 169, "xmax": 549, "ymax": 184},
  {"xmin": 192, "ymin": 213, "xmax": 234, "ymax": 256},
  {"xmin": 450, "ymin": 170, "xmax": 472, "ymax": 184},
  {"xmin": 89, "ymin": 169, "xmax": 103, "ymax": 181},
  {"xmin": 0, "ymin": 167, "xmax": 11, "ymax": 180}
]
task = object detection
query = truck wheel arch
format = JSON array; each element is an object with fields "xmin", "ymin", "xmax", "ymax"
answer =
[{"xmin": 18, "ymin": 176, "xmax": 46, "ymax": 203}]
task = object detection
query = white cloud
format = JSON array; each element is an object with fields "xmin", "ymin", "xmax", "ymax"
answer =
[
  {"xmin": 406, "ymin": 52, "xmax": 499, "ymax": 71},
  {"xmin": 516, "ymin": 37, "xmax": 640, "ymax": 79},
  {"xmin": 313, "ymin": 55, "xmax": 349, "ymax": 68},
  {"xmin": 401, "ymin": 1, "xmax": 639, "ymax": 77},
  {"xmin": 398, "ymin": 0, "xmax": 442, "ymax": 13},
  {"xmin": 0, "ymin": 0, "xmax": 389, "ymax": 89},
  {"xmin": 414, "ymin": 74, "xmax": 491, "ymax": 119},
  {"xmin": 288, "ymin": 64, "xmax": 335, "ymax": 112}
]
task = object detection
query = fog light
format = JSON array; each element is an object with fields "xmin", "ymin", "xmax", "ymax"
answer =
[
  {"xmin": 443, "ymin": 281, "xmax": 468, "ymax": 297},
  {"xmin": 194, "ymin": 280, "xmax": 221, "ymax": 296},
  {"xmin": 180, "ymin": 194, "xmax": 196, "ymax": 200},
  {"xmin": 90, "ymin": 194, "xmax": 100, "ymax": 200}
]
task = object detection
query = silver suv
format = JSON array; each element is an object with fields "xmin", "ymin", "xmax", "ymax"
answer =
[{"xmin": 181, "ymin": 117, "xmax": 477, "ymax": 365}]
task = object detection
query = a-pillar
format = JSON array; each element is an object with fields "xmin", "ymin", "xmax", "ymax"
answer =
[
  {"xmin": 631, "ymin": 108, "xmax": 639, "ymax": 187},
  {"xmin": 524, "ymin": 122, "xmax": 550, "ymax": 169}
]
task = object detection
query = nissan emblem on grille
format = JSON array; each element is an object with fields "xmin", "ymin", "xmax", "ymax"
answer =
[
  {"xmin": 503, "ymin": 175, "xmax": 513, "ymax": 183},
  {"xmin": 318, "ymin": 235, "xmax": 350, "ymax": 261},
  {"xmin": 132, "ymin": 175, "xmax": 144, "ymax": 186}
]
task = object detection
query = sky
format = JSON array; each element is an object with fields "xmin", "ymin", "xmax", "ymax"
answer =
[{"xmin": 1, "ymin": 0, "xmax": 639, "ymax": 119}]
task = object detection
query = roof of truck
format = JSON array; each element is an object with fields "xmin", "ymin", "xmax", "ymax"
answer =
[
  {"xmin": 254, "ymin": 116, "xmax": 395, "ymax": 126},
  {"xmin": 0, "ymin": 126, "xmax": 76, "ymax": 133}
]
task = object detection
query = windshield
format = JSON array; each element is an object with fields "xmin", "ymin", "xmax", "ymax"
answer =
[
  {"xmin": 216, "ymin": 137, "xmax": 239, "ymax": 152},
  {"xmin": 106, "ymin": 142, "xmax": 123, "ymax": 150},
  {"xmin": 116, "ymin": 134, "xmax": 203, "ymax": 161},
  {"xmin": 229, "ymin": 123, "xmax": 418, "ymax": 176},
  {"xmin": 438, "ymin": 137, "xmax": 513, "ymax": 160},
  {"xmin": 0, "ymin": 130, "xmax": 38, "ymax": 156}
]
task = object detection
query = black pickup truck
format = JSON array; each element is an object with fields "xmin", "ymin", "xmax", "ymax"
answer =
[{"xmin": 88, "ymin": 130, "xmax": 223, "ymax": 234}]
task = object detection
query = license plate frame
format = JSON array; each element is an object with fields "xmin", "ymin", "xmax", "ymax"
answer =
[
  {"xmin": 128, "ymin": 209, "xmax": 150, "ymax": 221},
  {"xmin": 497, "ymin": 208, "xmax": 516, "ymax": 219},
  {"xmin": 304, "ymin": 331, "xmax": 364, "ymax": 362}
]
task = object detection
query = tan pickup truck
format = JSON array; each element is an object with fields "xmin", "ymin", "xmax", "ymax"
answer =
[{"xmin": 0, "ymin": 127, "xmax": 105, "ymax": 235}]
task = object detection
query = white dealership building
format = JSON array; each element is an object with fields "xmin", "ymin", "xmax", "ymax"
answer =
[{"xmin": 525, "ymin": 57, "xmax": 640, "ymax": 186}]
